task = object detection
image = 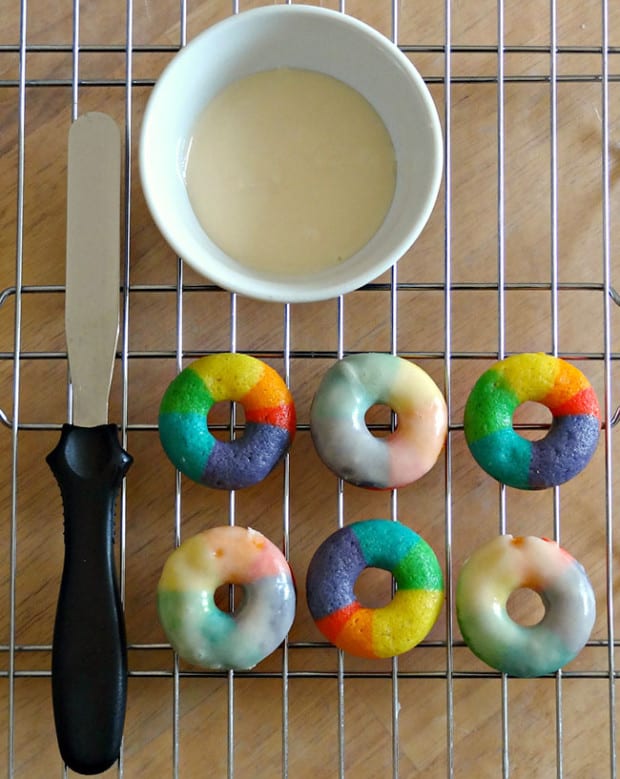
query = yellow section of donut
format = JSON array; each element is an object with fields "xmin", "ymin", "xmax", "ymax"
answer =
[
  {"xmin": 159, "ymin": 533, "xmax": 220, "ymax": 592},
  {"xmin": 158, "ymin": 526, "xmax": 269, "ymax": 592},
  {"xmin": 371, "ymin": 589, "xmax": 443, "ymax": 658},
  {"xmin": 390, "ymin": 360, "xmax": 445, "ymax": 414},
  {"xmin": 494, "ymin": 352, "xmax": 559, "ymax": 403},
  {"xmin": 190, "ymin": 353, "xmax": 264, "ymax": 401},
  {"xmin": 456, "ymin": 536, "xmax": 572, "ymax": 613}
]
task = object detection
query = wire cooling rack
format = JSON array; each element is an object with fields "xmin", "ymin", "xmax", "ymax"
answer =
[{"xmin": 1, "ymin": 0, "xmax": 619, "ymax": 777}]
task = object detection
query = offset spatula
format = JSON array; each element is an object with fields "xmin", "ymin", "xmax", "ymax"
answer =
[{"xmin": 46, "ymin": 112, "xmax": 132, "ymax": 775}]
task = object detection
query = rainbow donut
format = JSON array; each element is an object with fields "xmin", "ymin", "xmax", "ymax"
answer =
[
  {"xmin": 310, "ymin": 353, "xmax": 447, "ymax": 489},
  {"xmin": 306, "ymin": 519, "xmax": 443, "ymax": 658},
  {"xmin": 157, "ymin": 526, "xmax": 296, "ymax": 670},
  {"xmin": 456, "ymin": 535, "xmax": 595, "ymax": 677},
  {"xmin": 464, "ymin": 353, "xmax": 600, "ymax": 489},
  {"xmin": 159, "ymin": 353, "xmax": 296, "ymax": 490}
]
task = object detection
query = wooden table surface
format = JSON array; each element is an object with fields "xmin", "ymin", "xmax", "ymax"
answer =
[{"xmin": 1, "ymin": 1, "xmax": 619, "ymax": 777}]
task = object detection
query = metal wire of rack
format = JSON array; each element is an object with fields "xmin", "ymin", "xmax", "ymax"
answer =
[{"xmin": 1, "ymin": 0, "xmax": 619, "ymax": 777}]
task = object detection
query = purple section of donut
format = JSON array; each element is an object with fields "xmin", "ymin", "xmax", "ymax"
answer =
[
  {"xmin": 202, "ymin": 423, "xmax": 291, "ymax": 490},
  {"xmin": 306, "ymin": 525, "xmax": 366, "ymax": 621},
  {"xmin": 529, "ymin": 414, "xmax": 600, "ymax": 489}
]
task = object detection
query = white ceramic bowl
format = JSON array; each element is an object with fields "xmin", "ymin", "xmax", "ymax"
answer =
[{"xmin": 139, "ymin": 4, "xmax": 442, "ymax": 303}]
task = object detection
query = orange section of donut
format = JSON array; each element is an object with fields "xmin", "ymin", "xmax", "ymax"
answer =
[
  {"xmin": 540, "ymin": 362, "xmax": 592, "ymax": 413},
  {"xmin": 316, "ymin": 602, "xmax": 359, "ymax": 643},
  {"xmin": 245, "ymin": 402, "xmax": 296, "ymax": 431},
  {"xmin": 316, "ymin": 603, "xmax": 377, "ymax": 659},
  {"xmin": 548, "ymin": 386, "xmax": 601, "ymax": 419},
  {"xmin": 541, "ymin": 536, "xmax": 577, "ymax": 564},
  {"xmin": 241, "ymin": 366, "xmax": 291, "ymax": 410},
  {"xmin": 241, "ymin": 368, "xmax": 296, "ymax": 434}
]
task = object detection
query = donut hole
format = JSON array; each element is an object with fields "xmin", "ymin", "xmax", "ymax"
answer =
[
  {"xmin": 214, "ymin": 582, "xmax": 245, "ymax": 613},
  {"xmin": 512, "ymin": 401, "xmax": 553, "ymax": 441},
  {"xmin": 365, "ymin": 404, "xmax": 395, "ymax": 438},
  {"xmin": 354, "ymin": 567, "xmax": 394, "ymax": 608},
  {"xmin": 208, "ymin": 401, "xmax": 246, "ymax": 439},
  {"xmin": 506, "ymin": 587, "xmax": 546, "ymax": 626}
]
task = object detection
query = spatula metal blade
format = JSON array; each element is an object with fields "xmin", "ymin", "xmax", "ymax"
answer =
[{"xmin": 65, "ymin": 111, "xmax": 121, "ymax": 427}]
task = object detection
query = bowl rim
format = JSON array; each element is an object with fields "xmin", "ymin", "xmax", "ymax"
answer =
[{"xmin": 139, "ymin": 3, "xmax": 443, "ymax": 303}]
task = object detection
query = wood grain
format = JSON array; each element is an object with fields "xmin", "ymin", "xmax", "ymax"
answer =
[{"xmin": 1, "ymin": 1, "xmax": 619, "ymax": 777}]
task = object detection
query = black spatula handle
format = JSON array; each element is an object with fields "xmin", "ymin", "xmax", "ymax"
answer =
[{"xmin": 47, "ymin": 423, "xmax": 132, "ymax": 775}]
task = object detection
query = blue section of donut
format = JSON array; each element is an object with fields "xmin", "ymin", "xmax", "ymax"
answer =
[
  {"xmin": 352, "ymin": 518, "xmax": 418, "ymax": 574},
  {"xmin": 460, "ymin": 616, "xmax": 575, "ymax": 677},
  {"xmin": 467, "ymin": 428, "xmax": 532, "ymax": 490},
  {"xmin": 306, "ymin": 525, "xmax": 366, "ymax": 620},
  {"xmin": 538, "ymin": 564, "xmax": 597, "ymax": 656},
  {"xmin": 202, "ymin": 422, "xmax": 291, "ymax": 490},
  {"xmin": 159, "ymin": 411, "xmax": 216, "ymax": 483},
  {"xmin": 529, "ymin": 414, "xmax": 601, "ymax": 489}
]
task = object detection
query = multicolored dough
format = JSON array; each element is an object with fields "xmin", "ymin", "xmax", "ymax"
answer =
[
  {"xmin": 310, "ymin": 353, "xmax": 447, "ymax": 489},
  {"xmin": 464, "ymin": 353, "xmax": 600, "ymax": 489},
  {"xmin": 157, "ymin": 526, "xmax": 296, "ymax": 670},
  {"xmin": 159, "ymin": 353, "xmax": 296, "ymax": 489},
  {"xmin": 306, "ymin": 519, "xmax": 444, "ymax": 658},
  {"xmin": 456, "ymin": 535, "xmax": 596, "ymax": 677}
]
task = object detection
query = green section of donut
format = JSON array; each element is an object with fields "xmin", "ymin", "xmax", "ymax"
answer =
[
  {"xmin": 159, "ymin": 367, "xmax": 214, "ymax": 415},
  {"xmin": 394, "ymin": 537, "xmax": 444, "ymax": 592},
  {"xmin": 468, "ymin": 429, "xmax": 532, "ymax": 490},
  {"xmin": 157, "ymin": 590, "xmax": 232, "ymax": 645},
  {"xmin": 158, "ymin": 368, "xmax": 217, "ymax": 482},
  {"xmin": 310, "ymin": 353, "xmax": 398, "ymax": 420},
  {"xmin": 457, "ymin": 600, "xmax": 575, "ymax": 677},
  {"xmin": 464, "ymin": 368, "xmax": 520, "ymax": 443},
  {"xmin": 158, "ymin": 590, "xmax": 242, "ymax": 667}
]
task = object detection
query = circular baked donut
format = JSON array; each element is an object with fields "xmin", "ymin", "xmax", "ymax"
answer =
[
  {"xmin": 310, "ymin": 353, "xmax": 447, "ymax": 489},
  {"xmin": 306, "ymin": 519, "xmax": 443, "ymax": 658},
  {"xmin": 464, "ymin": 353, "xmax": 600, "ymax": 489},
  {"xmin": 157, "ymin": 526, "xmax": 296, "ymax": 670},
  {"xmin": 456, "ymin": 535, "xmax": 595, "ymax": 677},
  {"xmin": 159, "ymin": 353, "xmax": 296, "ymax": 489}
]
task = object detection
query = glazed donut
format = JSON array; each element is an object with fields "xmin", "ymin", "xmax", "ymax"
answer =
[
  {"xmin": 306, "ymin": 519, "xmax": 443, "ymax": 658},
  {"xmin": 159, "ymin": 353, "xmax": 296, "ymax": 489},
  {"xmin": 456, "ymin": 535, "xmax": 595, "ymax": 677},
  {"xmin": 464, "ymin": 353, "xmax": 600, "ymax": 489},
  {"xmin": 310, "ymin": 353, "xmax": 447, "ymax": 489},
  {"xmin": 157, "ymin": 526, "xmax": 296, "ymax": 670}
]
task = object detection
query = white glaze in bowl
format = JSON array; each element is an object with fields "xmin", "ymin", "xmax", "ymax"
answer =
[{"xmin": 139, "ymin": 4, "xmax": 443, "ymax": 303}]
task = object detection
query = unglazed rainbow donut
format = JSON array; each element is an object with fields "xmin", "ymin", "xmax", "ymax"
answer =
[
  {"xmin": 310, "ymin": 353, "xmax": 447, "ymax": 489},
  {"xmin": 464, "ymin": 353, "xmax": 600, "ymax": 489},
  {"xmin": 456, "ymin": 535, "xmax": 595, "ymax": 677},
  {"xmin": 306, "ymin": 519, "xmax": 443, "ymax": 658},
  {"xmin": 157, "ymin": 526, "xmax": 296, "ymax": 670},
  {"xmin": 159, "ymin": 353, "xmax": 295, "ymax": 489}
]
